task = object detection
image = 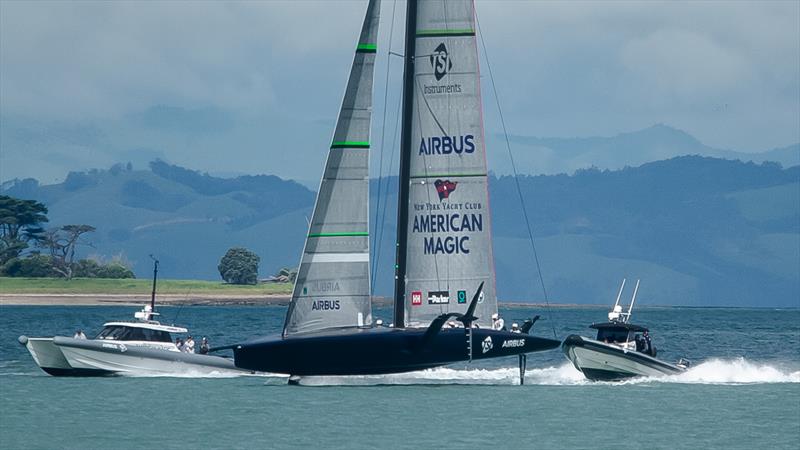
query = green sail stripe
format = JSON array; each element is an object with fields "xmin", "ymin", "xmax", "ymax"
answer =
[
  {"xmin": 416, "ymin": 29, "xmax": 475, "ymax": 37},
  {"xmin": 356, "ymin": 43, "xmax": 377, "ymax": 53},
  {"xmin": 410, "ymin": 173, "xmax": 486, "ymax": 179},
  {"xmin": 308, "ymin": 232, "xmax": 369, "ymax": 238},
  {"xmin": 330, "ymin": 141, "xmax": 370, "ymax": 149}
]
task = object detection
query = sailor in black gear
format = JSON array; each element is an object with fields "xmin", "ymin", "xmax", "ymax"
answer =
[
  {"xmin": 635, "ymin": 334, "xmax": 645, "ymax": 352},
  {"xmin": 643, "ymin": 330, "xmax": 653, "ymax": 356}
]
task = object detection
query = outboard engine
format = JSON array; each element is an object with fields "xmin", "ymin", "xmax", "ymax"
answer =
[{"xmin": 676, "ymin": 358, "xmax": 692, "ymax": 370}]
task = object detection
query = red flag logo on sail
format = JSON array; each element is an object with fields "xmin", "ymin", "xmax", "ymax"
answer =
[
  {"xmin": 434, "ymin": 179, "xmax": 457, "ymax": 200},
  {"xmin": 411, "ymin": 291, "xmax": 422, "ymax": 306}
]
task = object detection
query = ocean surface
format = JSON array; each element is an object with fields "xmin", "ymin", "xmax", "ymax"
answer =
[{"xmin": 1, "ymin": 304, "xmax": 798, "ymax": 449}]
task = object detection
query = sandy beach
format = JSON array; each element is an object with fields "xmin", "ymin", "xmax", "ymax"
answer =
[{"xmin": 0, "ymin": 293, "xmax": 293, "ymax": 306}]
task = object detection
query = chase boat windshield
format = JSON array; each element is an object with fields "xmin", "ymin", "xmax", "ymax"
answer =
[
  {"xmin": 95, "ymin": 322, "xmax": 188, "ymax": 343},
  {"xmin": 590, "ymin": 322, "xmax": 648, "ymax": 344}
]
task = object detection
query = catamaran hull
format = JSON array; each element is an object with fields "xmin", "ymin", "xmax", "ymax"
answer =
[
  {"xmin": 562, "ymin": 335, "xmax": 684, "ymax": 381},
  {"xmin": 18, "ymin": 336, "xmax": 110, "ymax": 376},
  {"xmin": 234, "ymin": 327, "xmax": 560, "ymax": 376},
  {"xmin": 53, "ymin": 337, "xmax": 249, "ymax": 376}
]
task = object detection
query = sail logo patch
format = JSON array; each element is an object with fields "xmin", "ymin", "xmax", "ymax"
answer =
[
  {"xmin": 457, "ymin": 290, "xmax": 467, "ymax": 304},
  {"xmin": 418, "ymin": 135, "xmax": 475, "ymax": 155},
  {"xmin": 427, "ymin": 291, "xmax": 450, "ymax": 304},
  {"xmin": 411, "ymin": 291, "xmax": 422, "ymax": 306},
  {"xmin": 430, "ymin": 43, "xmax": 453, "ymax": 81},
  {"xmin": 482, "ymin": 336, "xmax": 493, "ymax": 354},
  {"xmin": 434, "ymin": 179, "xmax": 457, "ymax": 200},
  {"xmin": 412, "ymin": 213, "xmax": 483, "ymax": 255},
  {"xmin": 311, "ymin": 299, "xmax": 340, "ymax": 311},
  {"xmin": 423, "ymin": 42, "xmax": 463, "ymax": 95},
  {"xmin": 312, "ymin": 281, "xmax": 340, "ymax": 292}
]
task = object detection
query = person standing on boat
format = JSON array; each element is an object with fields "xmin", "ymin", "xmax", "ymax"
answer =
[
  {"xmin": 643, "ymin": 330, "xmax": 653, "ymax": 356},
  {"xmin": 73, "ymin": 330, "xmax": 87, "ymax": 339},
  {"xmin": 176, "ymin": 338, "xmax": 184, "ymax": 352},
  {"xmin": 491, "ymin": 314, "xmax": 506, "ymax": 331},
  {"xmin": 185, "ymin": 336, "xmax": 195, "ymax": 354},
  {"xmin": 199, "ymin": 337, "xmax": 210, "ymax": 355},
  {"xmin": 636, "ymin": 334, "xmax": 646, "ymax": 352}
]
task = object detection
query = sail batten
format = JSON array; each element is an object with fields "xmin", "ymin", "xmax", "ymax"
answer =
[{"xmin": 283, "ymin": 0, "xmax": 380, "ymax": 336}]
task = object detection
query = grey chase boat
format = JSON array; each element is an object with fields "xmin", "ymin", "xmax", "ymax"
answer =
[
  {"xmin": 232, "ymin": 0, "xmax": 560, "ymax": 384},
  {"xmin": 562, "ymin": 280, "xmax": 689, "ymax": 381},
  {"xmin": 19, "ymin": 305, "xmax": 248, "ymax": 376},
  {"xmin": 19, "ymin": 260, "xmax": 250, "ymax": 377}
]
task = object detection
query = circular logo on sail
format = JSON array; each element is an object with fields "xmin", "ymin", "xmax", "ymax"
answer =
[{"xmin": 430, "ymin": 43, "xmax": 453, "ymax": 81}]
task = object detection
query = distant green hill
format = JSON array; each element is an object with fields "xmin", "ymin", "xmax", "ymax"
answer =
[{"xmin": 3, "ymin": 156, "xmax": 798, "ymax": 307}]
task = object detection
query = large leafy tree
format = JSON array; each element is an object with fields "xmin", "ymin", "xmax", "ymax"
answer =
[
  {"xmin": 0, "ymin": 195, "xmax": 49, "ymax": 265},
  {"xmin": 218, "ymin": 247, "xmax": 260, "ymax": 285}
]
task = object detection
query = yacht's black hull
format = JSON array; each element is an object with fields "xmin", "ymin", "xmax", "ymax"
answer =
[{"xmin": 234, "ymin": 327, "xmax": 560, "ymax": 376}]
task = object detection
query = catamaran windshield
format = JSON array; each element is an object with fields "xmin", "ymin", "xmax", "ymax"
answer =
[{"xmin": 95, "ymin": 326, "xmax": 172, "ymax": 342}]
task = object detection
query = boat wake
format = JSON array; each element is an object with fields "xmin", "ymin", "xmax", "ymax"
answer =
[
  {"xmin": 288, "ymin": 358, "xmax": 800, "ymax": 386},
  {"xmin": 287, "ymin": 364, "xmax": 585, "ymax": 386},
  {"xmin": 123, "ymin": 370, "xmax": 287, "ymax": 379},
  {"xmin": 650, "ymin": 358, "xmax": 800, "ymax": 385}
]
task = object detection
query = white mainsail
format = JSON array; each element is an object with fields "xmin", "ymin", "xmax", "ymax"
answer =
[
  {"xmin": 283, "ymin": 0, "xmax": 381, "ymax": 336},
  {"xmin": 401, "ymin": 0, "xmax": 497, "ymax": 328}
]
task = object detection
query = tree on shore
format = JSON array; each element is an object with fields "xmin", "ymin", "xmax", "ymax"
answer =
[
  {"xmin": 218, "ymin": 247, "xmax": 260, "ymax": 285},
  {"xmin": 40, "ymin": 224, "xmax": 96, "ymax": 279},
  {"xmin": 0, "ymin": 195, "xmax": 48, "ymax": 265}
]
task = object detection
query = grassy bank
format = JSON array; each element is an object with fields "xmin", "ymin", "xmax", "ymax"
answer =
[{"xmin": 0, "ymin": 277, "xmax": 293, "ymax": 295}]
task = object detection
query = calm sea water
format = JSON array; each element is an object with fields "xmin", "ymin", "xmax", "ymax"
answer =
[{"xmin": 1, "ymin": 305, "xmax": 798, "ymax": 449}]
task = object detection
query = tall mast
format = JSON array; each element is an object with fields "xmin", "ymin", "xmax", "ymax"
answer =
[
  {"xmin": 149, "ymin": 255, "xmax": 159, "ymax": 315},
  {"xmin": 393, "ymin": 0, "xmax": 418, "ymax": 328}
]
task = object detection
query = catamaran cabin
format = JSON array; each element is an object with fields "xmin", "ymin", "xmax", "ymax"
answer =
[{"xmin": 95, "ymin": 322, "xmax": 188, "ymax": 344}]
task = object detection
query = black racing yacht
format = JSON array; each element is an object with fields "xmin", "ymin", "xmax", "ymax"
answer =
[
  {"xmin": 562, "ymin": 279, "xmax": 690, "ymax": 381},
  {"xmin": 231, "ymin": 0, "xmax": 560, "ymax": 384}
]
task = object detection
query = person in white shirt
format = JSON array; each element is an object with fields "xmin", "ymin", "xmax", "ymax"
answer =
[
  {"xmin": 73, "ymin": 330, "xmax": 87, "ymax": 339},
  {"xmin": 184, "ymin": 336, "xmax": 195, "ymax": 354},
  {"xmin": 491, "ymin": 313, "xmax": 505, "ymax": 331}
]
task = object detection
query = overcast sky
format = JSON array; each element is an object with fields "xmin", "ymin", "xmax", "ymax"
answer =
[{"xmin": 1, "ymin": 0, "xmax": 798, "ymax": 183}]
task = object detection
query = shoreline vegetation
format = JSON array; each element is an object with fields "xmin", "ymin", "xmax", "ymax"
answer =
[
  {"xmin": 0, "ymin": 277, "xmax": 292, "ymax": 306},
  {"xmin": 0, "ymin": 277, "xmax": 601, "ymax": 308}
]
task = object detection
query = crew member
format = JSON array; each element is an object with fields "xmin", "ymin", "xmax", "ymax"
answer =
[
  {"xmin": 199, "ymin": 337, "xmax": 210, "ymax": 355},
  {"xmin": 635, "ymin": 334, "xmax": 646, "ymax": 352},
  {"xmin": 491, "ymin": 313, "xmax": 505, "ymax": 331},
  {"xmin": 643, "ymin": 330, "xmax": 653, "ymax": 356},
  {"xmin": 73, "ymin": 329, "xmax": 87, "ymax": 339},
  {"xmin": 185, "ymin": 336, "xmax": 195, "ymax": 354},
  {"xmin": 511, "ymin": 323, "xmax": 520, "ymax": 333}
]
